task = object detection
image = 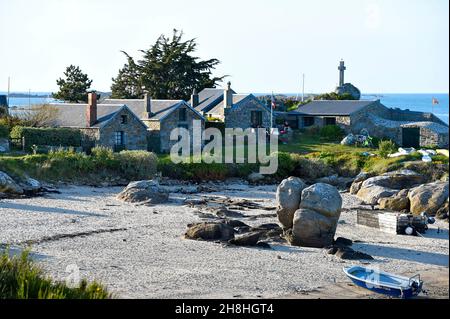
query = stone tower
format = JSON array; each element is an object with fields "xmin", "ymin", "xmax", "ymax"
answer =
[{"xmin": 338, "ymin": 60, "xmax": 346, "ymax": 87}]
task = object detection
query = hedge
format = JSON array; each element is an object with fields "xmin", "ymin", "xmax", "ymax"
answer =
[
  {"xmin": 10, "ymin": 126, "xmax": 82, "ymax": 150},
  {"xmin": 0, "ymin": 124, "xmax": 8, "ymax": 138}
]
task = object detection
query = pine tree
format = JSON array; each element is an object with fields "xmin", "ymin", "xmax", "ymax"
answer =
[
  {"xmin": 111, "ymin": 29, "xmax": 224, "ymax": 100},
  {"xmin": 53, "ymin": 65, "xmax": 93, "ymax": 102},
  {"xmin": 110, "ymin": 52, "xmax": 143, "ymax": 99}
]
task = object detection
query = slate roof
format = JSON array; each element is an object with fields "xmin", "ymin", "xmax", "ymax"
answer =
[
  {"xmin": 51, "ymin": 98, "xmax": 203, "ymax": 128},
  {"xmin": 204, "ymin": 94, "xmax": 250, "ymax": 115},
  {"xmin": 103, "ymin": 98, "xmax": 187, "ymax": 120},
  {"xmin": 194, "ymin": 88, "xmax": 236, "ymax": 113},
  {"xmin": 49, "ymin": 103, "xmax": 131, "ymax": 128},
  {"xmin": 289, "ymin": 100, "xmax": 378, "ymax": 116}
]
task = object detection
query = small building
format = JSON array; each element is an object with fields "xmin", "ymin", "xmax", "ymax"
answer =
[
  {"xmin": 286, "ymin": 99, "xmax": 449, "ymax": 148},
  {"xmin": 103, "ymin": 95, "xmax": 205, "ymax": 153},
  {"xmin": 51, "ymin": 93, "xmax": 205, "ymax": 153},
  {"xmin": 191, "ymin": 82, "xmax": 272, "ymax": 129},
  {"xmin": 51, "ymin": 93, "xmax": 149, "ymax": 151}
]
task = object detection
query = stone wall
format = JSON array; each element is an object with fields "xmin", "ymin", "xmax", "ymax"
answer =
[
  {"xmin": 158, "ymin": 106, "xmax": 204, "ymax": 153},
  {"xmin": 98, "ymin": 108, "xmax": 148, "ymax": 150},
  {"xmin": 224, "ymin": 97, "xmax": 271, "ymax": 129},
  {"xmin": 79, "ymin": 128, "xmax": 100, "ymax": 151}
]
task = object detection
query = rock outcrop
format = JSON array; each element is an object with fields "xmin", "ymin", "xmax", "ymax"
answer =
[
  {"xmin": 408, "ymin": 182, "xmax": 449, "ymax": 216},
  {"xmin": 356, "ymin": 170, "xmax": 423, "ymax": 205},
  {"xmin": 0, "ymin": 171, "xmax": 24, "ymax": 195},
  {"xmin": 378, "ymin": 189, "xmax": 410, "ymax": 211},
  {"xmin": 276, "ymin": 177, "xmax": 307, "ymax": 229},
  {"xmin": 291, "ymin": 183, "xmax": 342, "ymax": 248},
  {"xmin": 117, "ymin": 180, "xmax": 169, "ymax": 204},
  {"xmin": 185, "ymin": 222, "xmax": 235, "ymax": 241},
  {"xmin": 335, "ymin": 83, "xmax": 361, "ymax": 100}
]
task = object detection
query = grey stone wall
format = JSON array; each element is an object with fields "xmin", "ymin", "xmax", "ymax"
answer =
[
  {"xmin": 98, "ymin": 108, "xmax": 148, "ymax": 150},
  {"xmin": 157, "ymin": 106, "xmax": 204, "ymax": 153},
  {"xmin": 224, "ymin": 97, "xmax": 271, "ymax": 129}
]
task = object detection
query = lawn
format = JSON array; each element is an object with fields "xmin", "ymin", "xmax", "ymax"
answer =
[{"xmin": 278, "ymin": 132, "xmax": 374, "ymax": 154}]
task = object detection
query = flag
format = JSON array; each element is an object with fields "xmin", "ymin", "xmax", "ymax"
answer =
[
  {"xmin": 432, "ymin": 97, "xmax": 439, "ymax": 105},
  {"xmin": 271, "ymin": 93, "xmax": 276, "ymax": 109}
]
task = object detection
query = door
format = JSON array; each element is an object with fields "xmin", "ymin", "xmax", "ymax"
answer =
[{"xmin": 402, "ymin": 127, "xmax": 420, "ymax": 148}]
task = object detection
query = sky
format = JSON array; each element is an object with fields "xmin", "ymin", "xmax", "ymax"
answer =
[{"xmin": 0, "ymin": 0, "xmax": 448, "ymax": 94}]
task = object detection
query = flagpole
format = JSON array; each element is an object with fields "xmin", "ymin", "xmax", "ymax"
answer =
[
  {"xmin": 302, "ymin": 73, "xmax": 305, "ymax": 102},
  {"xmin": 270, "ymin": 91, "xmax": 273, "ymax": 131}
]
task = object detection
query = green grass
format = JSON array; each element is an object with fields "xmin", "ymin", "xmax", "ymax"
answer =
[
  {"xmin": 0, "ymin": 148, "xmax": 157, "ymax": 183},
  {"xmin": 0, "ymin": 249, "xmax": 111, "ymax": 299},
  {"xmin": 1, "ymin": 132, "xmax": 448, "ymax": 182}
]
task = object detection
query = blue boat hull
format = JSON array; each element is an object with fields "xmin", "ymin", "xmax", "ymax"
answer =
[
  {"xmin": 348, "ymin": 276, "xmax": 417, "ymax": 298},
  {"xmin": 344, "ymin": 266, "xmax": 423, "ymax": 299}
]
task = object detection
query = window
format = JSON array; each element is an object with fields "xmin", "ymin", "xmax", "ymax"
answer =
[
  {"xmin": 303, "ymin": 117, "xmax": 315, "ymax": 127},
  {"xmin": 179, "ymin": 108, "xmax": 187, "ymax": 121},
  {"xmin": 114, "ymin": 131, "xmax": 125, "ymax": 146},
  {"xmin": 324, "ymin": 117, "xmax": 336, "ymax": 126},
  {"xmin": 251, "ymin": 111, "xmax": 263, "ymax": 127},
  {"xmin": 120, "ymin": 115, "xmax": 128, "ymax": 124}
]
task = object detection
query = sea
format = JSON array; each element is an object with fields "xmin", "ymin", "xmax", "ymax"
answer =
[{"xmin": 2, "ymin": 92, "xmax": 449, "ymax": 125}]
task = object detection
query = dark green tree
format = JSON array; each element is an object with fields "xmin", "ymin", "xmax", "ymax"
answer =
[
  {"xmin": 110, "ymin": 52, "xmax": 143, "ymax": 99},
  {"xmin": 111, "ymin": 29, "xmax": 224, "ymax": 100},
  {"xmin": 53, "ymin": 65, "xmax": 93, "ymax": 102}
]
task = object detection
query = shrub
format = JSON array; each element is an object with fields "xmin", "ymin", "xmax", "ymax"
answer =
[
  {"xmin": 0, "ymin": 249, "xmax": 111, "ymax": 299},
  {"xmin": 290, "ymin": 154, "xmax": 335, "ymax": 179},
  {"xmin": 0, "ymin": 124, "xmax": 8, "ymax": 138},
  {"xmin": 117, "ymin": 150, "xmax": 158, "ymax": 180},
  {"xmin": 319, "ymin": 125, "xmax": 344, "ymax": 141},
  {"xmin": 0, "ymin": 116, "xmax": 32, "ymax": 132},
  {"xmin": 378, "ymin": 140, "xmax": 397, "ymax": 158},
  {"xmin": 10, "ymin": 126, "xmax": 82, "ymax": 150}
]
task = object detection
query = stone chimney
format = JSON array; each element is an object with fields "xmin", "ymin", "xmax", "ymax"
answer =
[
  {"xmin": 144, "ymin": 93, "xmax": 152, "ymax": 118},
  {"xmin": 224, "ymin": 81, "xmax": 233, "ymax": 108},
  {"xmin": 86, "ymin": 92, "xmax": 97, "ymax": 127},
  {"xmin": 191, "ymin": 88, "xmax": 199, "ymax": 108}
]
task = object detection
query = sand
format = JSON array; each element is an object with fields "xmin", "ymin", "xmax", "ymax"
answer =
[{"xmin": 0, "ymin": 183, "xmax": 448, "ymax": 299}]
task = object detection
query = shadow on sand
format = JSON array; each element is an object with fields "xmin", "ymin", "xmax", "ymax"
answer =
[
  {"xmin": 0, "ymin": 202, "xmax": 106, "ymax": 218},
  {"xmin": 354, "ymin": 243, "xmax": 449, "ymax": 267}
]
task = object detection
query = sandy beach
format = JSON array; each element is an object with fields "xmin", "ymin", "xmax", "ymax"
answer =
[{"xmin": 0, "ymin": 183, "xmax": 448, "ymax": 299}]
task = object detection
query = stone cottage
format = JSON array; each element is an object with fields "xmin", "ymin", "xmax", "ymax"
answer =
[
  {"xmin": 103, "ymin": 95, "xmax": 205, "ymax": 152},
  {"xmin": 50, "ymin": 92, "xmax": 149, "ymax": 151},
  {"xmin": 191, "ymin": 82, "xmax": 272, "ymax": 129},
  {"xmin": 285, "ymin": 99, "xmax": 449, "ymax": 148},
  {"xmin": 50, "ymin": 92, "xmax": 205, "ymax": 152}
]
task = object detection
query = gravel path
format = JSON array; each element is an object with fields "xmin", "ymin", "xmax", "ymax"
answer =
[{"xmin": 0, "ymin": 184, "xmax": 448, "ymax": 299}]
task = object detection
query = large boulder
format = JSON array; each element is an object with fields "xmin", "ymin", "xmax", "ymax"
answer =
[
  {"xmin": 291, "ymin": 209, "xmax": 338, "ymax": 248},
  {"xmin": 20, "ymin": 176, "xmax": 42, "ymax": 195},
  {"xmin": 185, "ymin": 222, "xmax": 235, "ymax": 241},
  {"xmin": 300, "ymin": 183, "xmax": 342, "ymax": 217},
  {"xmin": 378, "ymin": 189, "xmax": 410, "ymax": 211},
  {"xmin": 276, "ymin": 177, "xmax": 307, "ymax": 229},
  {"xmin": 0, "ymin": 171, "xmax": 24, "ymax": 195},
  {"xmin": 117, "ymin": 180, "xmax": 169, "ymax": 204},
  {"xmin": 357, "ymin": 185, "xmax": 397, "ymax": 205},
  {"xmin": 350, "ymin": 181, "xmax": 363, "ymax": 195},
  {"xmin": 356, "ymin": 170, "xmax": 422, "ymax": 205},
  {"xmin": 362, "ymin": 170, "xmax": 423, "ymax": 190},
  {"xmin": 349, "ymin": 172, "xmax": 371, "ymax": 194},
  {"xmin": 436, "ymin": 200, "xmax": 449, "ymax": 220},
  {"xmin": 378, "ymin": 196, "xmax": 410, "ymax": 211},
  {"xmin": 291, "ymin": 183, "xmax": 342, "ymax": 248},
  {"xmin": 408, "ymin": 182, "xmax": 449, "ymax": 216}
]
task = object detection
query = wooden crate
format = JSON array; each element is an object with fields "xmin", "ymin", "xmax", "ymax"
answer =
[{"xmin": 357, "ymin": 210, "xmax": 397, "ymax": 234}]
